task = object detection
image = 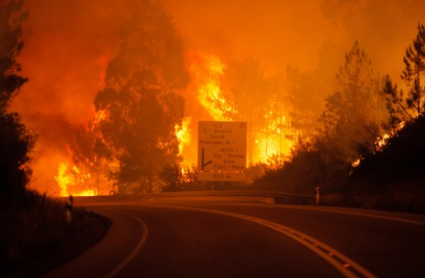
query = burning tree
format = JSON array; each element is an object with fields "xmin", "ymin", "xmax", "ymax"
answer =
[
  {"xmin": 222, "ymin": 58, "xmax": 274, "ymax": 163},
  {"xmin": 402, "ymin": 23, "xmax": 425, "ymax": 117},
  {"xmin": 93, "ymin": 0, "xmax": 188, "ymax": 194},
  {"xmin": 193, "ymin": 56, "xmax": 294, "ymax": 164},
  {"xmin": 188, "ymin": 53, "xmax": 295, "ymax": 166},
  {"xmin": 0, "ymin": 0, "xmax": 35, "ymax": 198}
]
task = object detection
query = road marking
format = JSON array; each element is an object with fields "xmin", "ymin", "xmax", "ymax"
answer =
[
  {"xmin": 278, "ymin": 205, "xmax": 425, "ymax": 226},
  {"xmin": 103, "ymin": 214, "xmax": 148, "ymax": 278},
  {"xmin": 160, "ymin": 205, "xmax": 377, "ymax": 278},
  {"xmin": 223, "ymin": 203, "xmax": 425, "ymax": 226}
]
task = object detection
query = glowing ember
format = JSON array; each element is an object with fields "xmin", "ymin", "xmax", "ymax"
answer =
[
  {"xmin": 352, "ymin": 158, "xmax": 361, "ymax": 167},
  {"xmin": 377, "ymin": 133, "xmax": 390, "ymax": 149}
]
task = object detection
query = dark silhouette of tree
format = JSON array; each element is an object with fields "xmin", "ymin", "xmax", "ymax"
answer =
[
  {"xmin": 347, "ymin": 114, "xmax": 425, "ymax": 212},
  {"xmin": 350, "ymin": 115, "xmax": 425, "ymax": 189},
  {"xmin": 402, "ymin": 23, "xmax": 425, "ymax": 116},
  {"xmin": 259, "ymin": 42, "xmax": 388, "ymax": 195},
  {"xmin": 0, "ymin": 0, "xmax": 35, "ymax": 198},
  {"xmin": 319, "ymin": 41, "xmax": 387, "ymax": 165},
  {"xmin": 254, "ymin": 138, "xmax": 327, "ymax": 195},
  {"xmin": 159, "ymin": 163, "xmax": 183, "ymax": 192},
  {"xmin": 94, "ymin": 0, "xmax": 188, "ymax": 194},
  {"xmin": 383, "ymin": 24, "xmax": 425, "ymax": 125},
  {"xmin": 0, "ymin": 0, "xmax": 28, "ymax": 112},
  {"xmin": 381, "ymin": 75, "xmax": 415, "ymax": 131},
  {"xmin": 0, "ymin": 113, "xmax": 35, "ymax": 197}
]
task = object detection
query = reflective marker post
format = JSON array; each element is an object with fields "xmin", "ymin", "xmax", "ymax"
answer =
[{"xmin": 65, "ymin": 195, "xmax": 73, "ymax": 225}]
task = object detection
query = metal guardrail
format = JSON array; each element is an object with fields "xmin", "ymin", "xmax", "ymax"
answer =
[
  {"xmin": 74, "ymin": 190, "xmax": 315, "ymax": 205},
  {"xmin": 157, "ymin": 190, "xmax": 314, "ymax": 204}
]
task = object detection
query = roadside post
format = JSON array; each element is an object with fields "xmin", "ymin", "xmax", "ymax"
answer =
[
  {"xmin": 65, "ymin": 195, "xmax": 73, "ymax": 224},
  {"xmin": 315, "ymin": 186, "xmax": 320, "ymax": 205}
]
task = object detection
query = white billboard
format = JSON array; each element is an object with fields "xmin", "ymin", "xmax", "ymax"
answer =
[{"xmin": 198, "ymin": 121, "xmax": 247, "ymax": 181}]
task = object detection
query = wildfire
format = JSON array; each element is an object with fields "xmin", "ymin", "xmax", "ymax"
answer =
[
  {"xmin": 54, "ymin": 162, "xmax": 96, "ymax": 197},
  {"xmin": 55, "ymin": 162, "xmax": 72, "ymax": 196},
  {"xmin": 377, "ymin": 133, "xmax": 390, "ymax": 149},
  {"xmin": 54, "ymin": 159, "xmax": 119, "ymax": 197},
  {"xmin": 54, "ymin": 108, "xmax": 119, "ymax": 197},
  {"xmin": 92, "ymin": 109, "xmax": 108, "ymax": 126},
  {"xmin": 189, "ymin": 53, "xmax": 235, "ymax": 121},
  {"xmin": 187, "ymin": 52, "xmax": 295, "ymax": 165},
  {"xmin": 175, "ymin": 117, "xmax": 191, "ymax": 155},
  {"xmin": 375, "ymin": 121, "xmax": 405, "ymax": 151},
  {"xmin": 54, "ymin": 51, "xmax": 298, "ymax": 196},
  {"xmin": 255, "ymin": 112, "xmax": 292, "ymax": 163},
  {"xmin": 352, "ymin": 121, "xmax": 406, "ymax": 168}
]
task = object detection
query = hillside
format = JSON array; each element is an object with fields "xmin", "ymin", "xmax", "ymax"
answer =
[{"xmin": 347, "ymin": 115, "xmax": 425, "ymax": 212}]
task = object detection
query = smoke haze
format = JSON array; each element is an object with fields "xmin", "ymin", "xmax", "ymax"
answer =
[{"xmin": 10, "ymin": 0, "xmax": 425, "ymax": 194}]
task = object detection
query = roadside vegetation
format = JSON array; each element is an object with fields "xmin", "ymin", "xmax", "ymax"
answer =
[
  {"xmin": 254, "ymin": 24, "xmax": 425, "ymax": 213},
  {"xmin": 0, "ymin": 192, "xmax": 110, "ymax": 277},
  {"xmin": 0, "ymin": 1, "xmax": 110, "ymax": 276},
  {"xmin": 159, "ymin": 24, "xmax": 425, "ymax": 213},
  {"xmin": 2, "ymin": 0, "xmax": 425, "ymax": 274}
]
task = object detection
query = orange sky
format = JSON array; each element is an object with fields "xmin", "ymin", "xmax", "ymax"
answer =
[
  {"xmin": 160, "ymin": 0, "xmax": 345, "ymax": 73},
  {"xmin": 11, "ymin": 0, "xmax": 425, "ymax": 194}
]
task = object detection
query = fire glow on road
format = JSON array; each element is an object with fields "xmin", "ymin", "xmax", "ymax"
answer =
[{"xmin": 152, "ymin": 204, "xmax": 377, "ymax": 278}]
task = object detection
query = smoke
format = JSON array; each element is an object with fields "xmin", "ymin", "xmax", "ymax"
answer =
[
  {"xmin": 10, "ymin": 0, "xmax": 425, "ymax": 194},
  {"xmin": 320, "ymin": 0, "xmax": 425, "ymax": 80},
  {"xmin": 11, "ymin": 0, "xmax": 128, "ymax": 193},
  {"xmin": 160, "ymin": 0, "xmax": 425, "ymax": 81},
  {"xmin": 160, "ymin": 0, "xmax": 345, "ymax": 73}
]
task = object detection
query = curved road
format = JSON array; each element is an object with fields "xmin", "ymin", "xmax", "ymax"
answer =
[{"xmin": 46, "ymin": 200, "xmax": 425, "ymax": 278}]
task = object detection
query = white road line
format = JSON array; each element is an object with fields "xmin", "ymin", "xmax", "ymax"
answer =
[
  {"xmin": 103, "ymin": 214, "xmax": 149, "ymax": 278},
  {"xmin": 223, "ymin": 203, "xmax": 425, "ymax": 226},
  {"xmin": 277, "ymin": 205, "xmax": 425, "ymax": 226},
  {"xmin": 161, "ymin": 205, "xmax": 377, "ymax": 278}
]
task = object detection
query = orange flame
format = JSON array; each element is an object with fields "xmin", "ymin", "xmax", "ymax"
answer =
[
  {"xmin": 175, "ymin": 117, "xmax": 191, "ymax": 156},
  {"xmin": 189, "ymin": 53, "xmax": 235, "ymax": 121},
  {"xmin": 54, "ymin": 52, "xmax": 298, "ymax": 195},
  {"xmin": 54, "ymin": 162, "xmax": 96, "ymax": 196},
  {"xmin": 55, "ymin": 162, "xmax": 72, "ymax": 196},
  {"xmin": 255, "ymin": 112, "xmax": 292, "ymax": 163},
  {"xmin": 186, "ymin": 52, "xmax": 295, "ymax": 165},
  {"xmin": 54, "ymin": 108, "xmax": 119, "ymax": 197}
]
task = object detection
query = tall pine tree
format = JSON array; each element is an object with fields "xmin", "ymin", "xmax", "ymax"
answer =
[
  {"xmin": 319, "ymin": 41, "xmax": 386, "ymax": 165},
  {"xmin": 383, "ymin": 23, "xmax": 425, "ymax": 125},
  {"xmin": 94, "ymin": 0, "xmax": 188, "ymax": 194},
  {"xmin": 402, "ymin": 23, "xmax": 425, "ymax": 117}
]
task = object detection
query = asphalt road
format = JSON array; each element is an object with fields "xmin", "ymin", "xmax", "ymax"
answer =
[{"xmin": 45, "ymin": 200, "xmax": 425, "ymax": 278}]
